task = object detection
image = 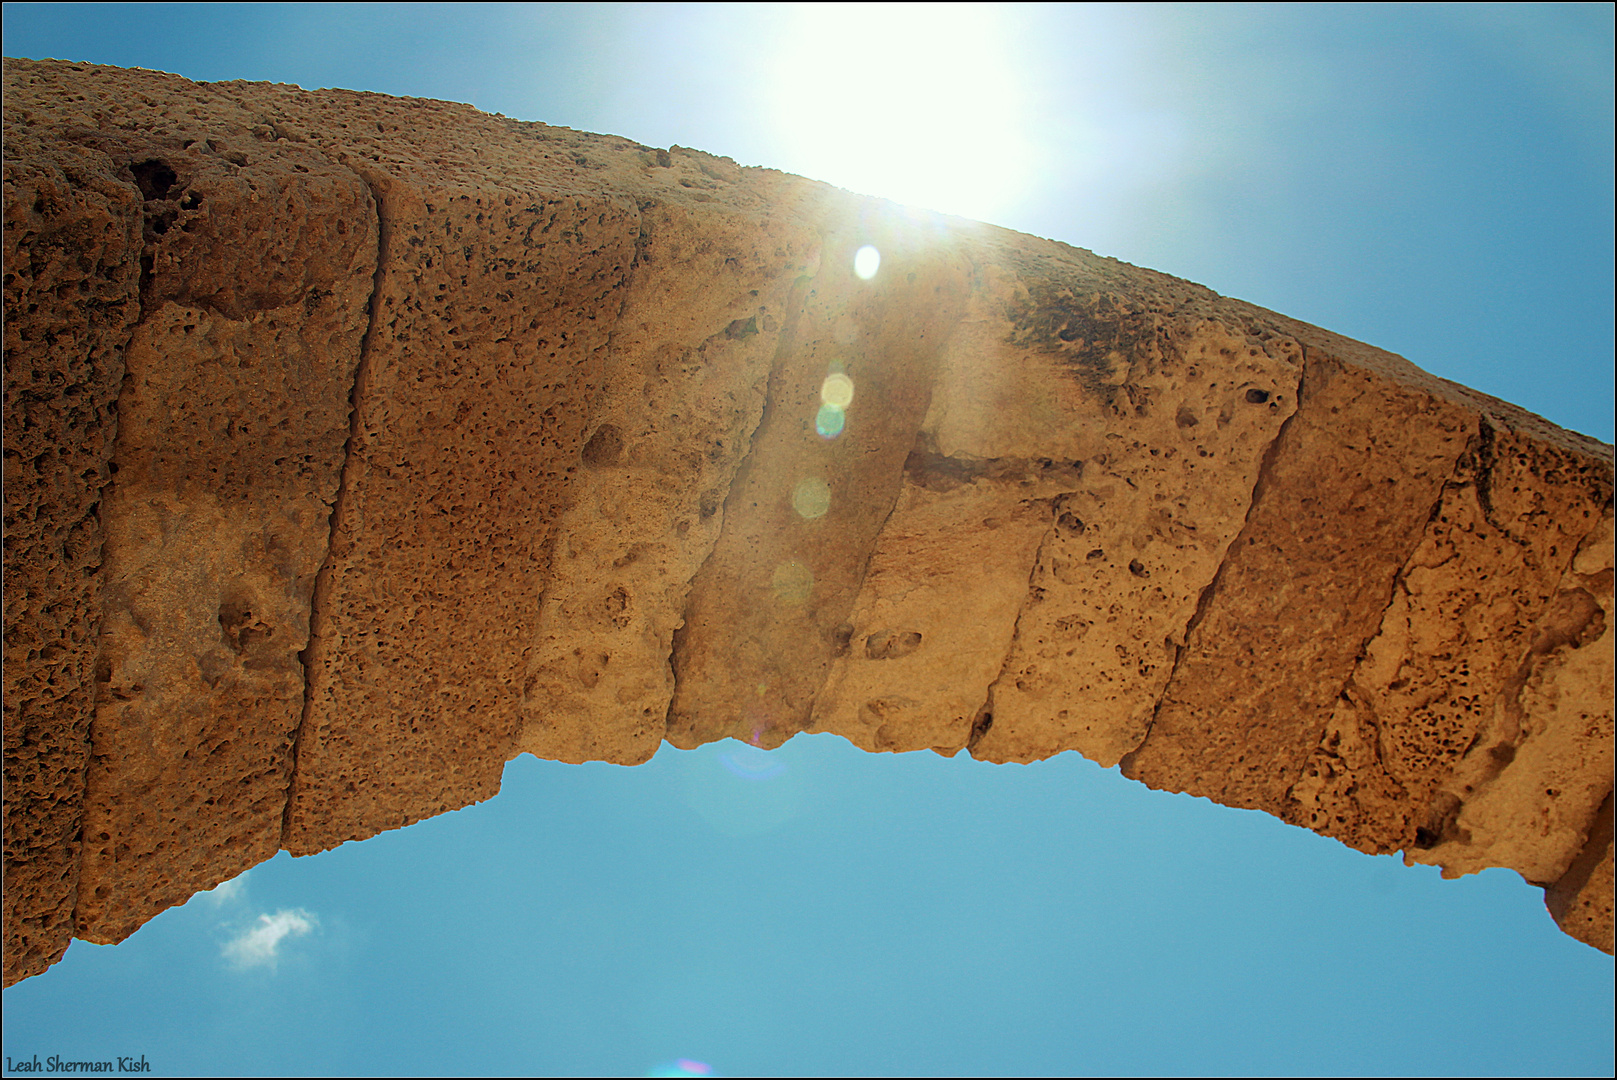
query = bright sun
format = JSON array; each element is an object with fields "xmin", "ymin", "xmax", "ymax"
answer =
[{"xmin": 765, "ymin": 2, "xmax": 1036, "ymax": 223}]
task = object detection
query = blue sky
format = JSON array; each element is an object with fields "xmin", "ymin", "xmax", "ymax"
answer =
[{"xmin": 3, "ymin": 4, "xmax": 1613, "ymax": 1076}]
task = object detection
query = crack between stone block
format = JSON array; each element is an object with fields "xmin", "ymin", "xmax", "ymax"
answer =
[
  {"xmin": 663, "ymin": 251, "xmax": 821, "ymax": 743},
  {"xmin": 69, "ymin": 189, "xmax": 148, "ymax": 940},
  {"xmin": 665, "ymin": 231, "xmax": 975, "ymax": 747},
  {"xmin": 968, "ymin": 498, "xmax": 1062, "ymax": 757},
  {"xmin": 518, "ymin": 197, "xmax": 646, "ymax": 759},
  {"xmin": 1121, "ymin": 342, "xmax": 1311, "ymax": 770},
  {"xmin": 928, "ymin": 237, "xmax": 1081, "ymax": 762},
  {"xmin": 793, "ymin": 248, "xmax": 976, "ymax": 738},
  {"xmin": 1281, "ymin": 388, "xmax": 1566, "ymax": 856},
  {"xmin": 1442, "ymin": 512, "xmax": 1613, "ymax": 824},
  {"xmin": 281, "ymin": 171, "xmax": 389, "ymax": 847},
  {"xmin": 1470, "ymin": 415, "xmax": 1500, "ymax": 529},
  {"xmin": 1287, "ymin": 367, "xmax": 1485, "ymax": 813}
]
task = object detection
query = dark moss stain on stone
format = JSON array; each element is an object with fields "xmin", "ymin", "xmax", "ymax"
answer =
[{"xmin": 1004, "ymin": 282, "xmax": 1165, "ymax": 410}]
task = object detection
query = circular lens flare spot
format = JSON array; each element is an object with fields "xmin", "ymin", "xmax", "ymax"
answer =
[
  {"xmin": 816, "ymin": 403, "xmax": 846, "ymax": 439},
  {"xmin": 854, "ymin": 245, "xmax": 881, "ymax": 281},
  {"xmin": 719, "ymin": 744, "xmax": 786, "ymax": 781},
  {"xmin": 792, "ymin": 477, "xmax": 831, "ymax": 520},
  {"xmin": 771, "ymin": 559, "xmax": 814, "ymax": 605},
  {"xmin": 820, "ymin": 372, "xmax": 854, "ymax": 409}
]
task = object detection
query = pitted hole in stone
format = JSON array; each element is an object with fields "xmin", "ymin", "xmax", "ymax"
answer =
[
  {"xmin": 698, "ymin": 490, "xmax": 721, "ymax": 519},
  {"xmin": 218, "ymin": 596, "xmax": 272, "ymax": 656},
  {"xmin": 605, "ymin": 586, "xmax": 632, "ymax": 629},
  {"xmin": 581, "ymin": 423, "xmax": 624, "ymax": 467},
  {"xmin": 1128, "ymin": 559, "xmax": 1149, "ymax": 578},
  {"xmin": 1175, "ymin": 404, "xmax": 1200, "ymax": 429},
  {"xmin": 970, "ymin": 710, "xmax": 994, "ymax": 744},
  {"xmin": 831, "ymin": 622, "xmax": 854, "ymax": 657},
  {"xmin": 1414, "ymin": 791, "xmax": 1464, "ymax": 848},
  {"xmin": 197, "ymin": 650, "xmax": 233, "ymax": 688},
  {"xmin": 724, "ymin": 316, "xmax": 758, "ymax": 340},
  {"xmin": 131, "ymin": 159, "xmax": 177, "ymax": 201},
  {"xmin": 1087, "ymin": 548, "xmax": 1105, "ymax": 561},
  {"xmin": 1245, "ymin": 388, "xmax": 1271, "ymax": 404},
  {"xmin": 1056, "ymin": 511, "xmax": 1085, "ymax": 536},
  {"xmin": 575, "ymin": 648, "xmax": 611, "ymax": 690},
  {"xmin": 865, "ymin": 629, "xmax": 923, "ymax": 660}
]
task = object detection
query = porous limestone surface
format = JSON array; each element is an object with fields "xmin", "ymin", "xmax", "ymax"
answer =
[
  {"xmin": 2, "ymin": 58, "xmax": 1611, "ymax": 984},
  {"xmin": 3, "ymin": 81, "xmax": 143, "ymax": 982},
  {"xmin": 48, "ymin": 85, "xmax": 378, "ymax": 943}
]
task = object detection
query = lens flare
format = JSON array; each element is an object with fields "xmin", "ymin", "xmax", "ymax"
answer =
[
  {"xmin": 719, "ymin": 744, "xmax": 786, "ymax": 780},
  {"xmin": 646, "ymin": 1059, "xmax": 714, "ymax": 1077},
  {"xmin": 792, "ymin": 477, "xmax": 831, "ymax": 520},
  {"xmin": 854, "ymin": 244, "xmax": 881, "ymax": 281},
  {"xmin": 821, "ymin": 371, "xmax": 854, "ymax": 408},
  {"xmin": 771, "ymin": 559, "xmax": 814, "ymax": 605},
  {"xmin": 674, "ymin": 737, "xmax": 806, "ymax": 839},
  {"xmin": 815, "ymin": 402, "xmax": 846, "ymax": 438},
  {"xmin": 816, "ymin": 370, "xmax": 854, "ymax": 439}
]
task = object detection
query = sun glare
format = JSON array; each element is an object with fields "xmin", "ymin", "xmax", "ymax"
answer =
[{"xmin": 766, "ymin": 3, "xmax": 1035, "ymax": 222}]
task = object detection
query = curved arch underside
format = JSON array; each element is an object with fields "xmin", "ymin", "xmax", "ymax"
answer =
[{"xmin": 3, "ymin": 59, "xmax": 1611, "ymax": 985}]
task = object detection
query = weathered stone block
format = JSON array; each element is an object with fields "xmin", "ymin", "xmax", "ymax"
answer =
[{"xmin": 3, "ymin": 58, "xmax": 1610, "ymax": 983}]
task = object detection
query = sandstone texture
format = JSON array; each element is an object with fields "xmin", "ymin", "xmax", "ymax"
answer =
[{"xmin": 3, "ymin": 59, "xmax": 1612, "ymax": 984}]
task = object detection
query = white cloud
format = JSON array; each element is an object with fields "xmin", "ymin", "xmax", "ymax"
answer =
[
  {"xmin": 221, "ymin": 909, "xmax": 317, "ymax": 970},
  {"xmin": 201, "ymin": 871, "xmax": 248, "ymax": 906}
]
